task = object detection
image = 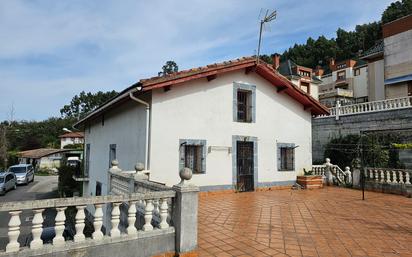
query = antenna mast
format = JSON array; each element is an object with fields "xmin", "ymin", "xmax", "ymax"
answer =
[{"xmin": 256, "ymin": 9, "xmax": 277, "ymax": 64}]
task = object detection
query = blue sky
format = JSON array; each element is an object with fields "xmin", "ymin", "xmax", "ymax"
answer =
[{"xmin": 0, "ymin": 0, "xmax": 395, "ymax": 121}]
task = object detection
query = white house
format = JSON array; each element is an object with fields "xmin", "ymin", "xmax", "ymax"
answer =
[
  {"xmin": 59, "ymin": 132, "xmax": 84, "ymax": 149},
  {"xmin": 74, "ymin": 57, "xmax": 328, "ymax": 196}
]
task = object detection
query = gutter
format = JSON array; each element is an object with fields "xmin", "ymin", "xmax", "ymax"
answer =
[{"xmin": 129, "ymin": 89, "xmax": 150, "ymax": 170}]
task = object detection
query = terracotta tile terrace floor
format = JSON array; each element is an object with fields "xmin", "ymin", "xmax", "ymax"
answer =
[{"xmin": 197, "ymin": 187, "xmax": 412, "ymax": 257}]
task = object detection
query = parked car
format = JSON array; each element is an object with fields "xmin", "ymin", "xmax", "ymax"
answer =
[
  {"xmin": 8, "ymin": 164, "xmax": 35, "ymax": 185},
  {"xmin": 0, "ymin": 171, "xmax": 17, "ymax": 195}
]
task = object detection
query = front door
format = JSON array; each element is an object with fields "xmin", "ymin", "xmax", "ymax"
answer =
[{"xmin": 236, "ymin": 141, "xmax": 254, "ymax": 192}]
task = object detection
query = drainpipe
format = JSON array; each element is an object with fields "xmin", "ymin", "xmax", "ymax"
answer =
[{"xmin": 129, "ymin": 89, "xmax": 150, "ymax": 170}]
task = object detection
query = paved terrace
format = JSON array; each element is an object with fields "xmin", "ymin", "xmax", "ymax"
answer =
[{"xmin": 198, "ymin": 187, "xmax": 412, "ymax": 257}]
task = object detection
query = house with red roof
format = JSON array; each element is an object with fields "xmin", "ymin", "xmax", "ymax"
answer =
[
  {"xmin": 74, "ymin": 57, "xmax": 328, "ymax": 195},
  {"xmin": 59, "ymin": 131, "xmax": 84, "ymax": 149}
]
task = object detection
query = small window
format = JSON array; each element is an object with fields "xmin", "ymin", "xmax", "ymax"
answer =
[
  {"xmin": 408, "ymin": 81, "xmax": 412, "ymax": 96},
  {"xmin": 337, "ymin": 71, "xmax": 346, "ymax": 80},
  {"xmin": 96, "ymin": 182, "xmax": 102, "ymax": 196},
  {"xmin": 179, "ymin": 139, "xmax": 206, "ymax": 174},
  {"xmin": 184, "ymin": 145, "xmax": 203, "ymax": 174},
  {"xmin": 237, "ymin": 90, "xmax": 252, "ymax": 122},
  {"xmin": 277, "ymin": 143, "xmax": 295, "ymax": 171},
  {"xmin": 109, "ymin": 144, "xmax": 116, "ymax": 168},
  {"xmin": 354, "ymin": 69, "xmax": 360, "ymax": 76},
  {"xmin": 300, "ymin": 82, "xmax": 310, "ymax": 94}
]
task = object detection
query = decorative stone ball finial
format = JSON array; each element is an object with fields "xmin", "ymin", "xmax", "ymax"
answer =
[
  {"xmin": 325, "ymin": 158, "xmax": 331, "ymax": 165},
  {"xmin": 135, "ymin": 162, "xmax": 145, "ymax": 174},
  {"xmin": 109, "ymin": 160, "xmax": 122, "ymax": 173},
  {"xmin": 178, "ymin": 167, "xmax": 193, "ymax": 186}
]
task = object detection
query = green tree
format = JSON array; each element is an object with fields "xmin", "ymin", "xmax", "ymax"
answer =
[
  {"xmin": 60, "ymin": 90, "xmax": 118, "ymax": 119},
  {"xmin": 158, "ymin": 61, "xmax": 179, "ymax": 76},
  {"xmin": 382, "ymin": 0, "xmax": 412, "ymax": 24}
]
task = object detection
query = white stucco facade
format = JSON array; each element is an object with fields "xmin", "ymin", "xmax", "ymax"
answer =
[
  {"xmin": 83, "ymin": 100, "xmax": 148, "ymax": 197},
  {"xmin": 148, "ymin": 70, "xmax": 313, "ymax": 189},
  {"xmin": 83, "ymin": 69, "xmax": 314, "ymax": 193}
]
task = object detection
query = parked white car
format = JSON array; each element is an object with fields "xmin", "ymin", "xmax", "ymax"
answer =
[
  {"xmin": 0, "ymin": 171, "xmax": 17, "ymax": 195},
  {"xmin": 8, "ymin": 164, "xmax": 35, "ymax": 185}
]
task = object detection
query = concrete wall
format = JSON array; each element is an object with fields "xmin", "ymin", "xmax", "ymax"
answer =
[
  {"xmin": 368, "ymin": 59, "xmax": 385, "ymax": 101},
  {"xmin": 312, "ymin": 108, "xmax": 412, "ymax": 162},
  {"xmin": 83, "ymin": 99, "xmax": 148, "ymax": 197},
  {"xmin": 384, "ymin": 29, "xmax": 412, "ymax": 80},
  {"xmin": 353, "ymin": 66, "xmax": 368, "ymax": 98},
  {"xmin": 150, "ymin": 70, "xmax": 313, "ymax": 189}
]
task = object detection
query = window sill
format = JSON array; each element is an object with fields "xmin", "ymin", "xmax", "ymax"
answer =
[{"xmin": 278, "ymin": 170, "xmax": 295, "ymax": 172}]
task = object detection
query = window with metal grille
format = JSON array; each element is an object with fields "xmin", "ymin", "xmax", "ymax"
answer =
[
  {"xmin": 184, "ymin": 145, "xmax": 203, "ymax": 174},
  {"xmin": 237, "ymin": 90, "xmax": 252, "ymax": 122},
  {"xmin": 280, "ymin": 147, "xmax": 294, "ymax": 171}
]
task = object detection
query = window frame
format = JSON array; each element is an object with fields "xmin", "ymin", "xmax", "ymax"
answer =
[
  {"xmin": 85, "ymin": 144, "xmax": 90, "ymax": 177},
  {"xmin": 179, "ymin": 139, "xmax": 206, "ymax": 174},
  {"xmin": 277, "ymin": 143, "xmax": 295, "ymax": 172},
  {"xmin": 233, "ymin": 82, "xmax": 256, "ymax": 123}
]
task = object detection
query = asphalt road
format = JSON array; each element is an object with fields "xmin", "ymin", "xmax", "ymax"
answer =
[{"xmin": 0, "ymin": 175, "xmax": 59, "ymax": 250}]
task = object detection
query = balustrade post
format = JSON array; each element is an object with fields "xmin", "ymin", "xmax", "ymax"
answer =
[
  {"xmin": 6, "ymin": 211, "xmax": 22, "ymax": 253},
  {"xmin": 374, "ymin": 170, "xmax": 379, "ymax": 182},
  {"xmin": 405, "ymin": 172, "xmax": 411, "ymax": 185},
  {"xmin": 143, "ymin": 200, "xmax": 154, "ymax": 231},
  {"xmin": 74, "ymin": 205, "xmax": 86, "ymax": 242},
  {"xmin": 53, "ymin": 207, "xmax": 67, "ymax": 246},
  {"xmin": 398, "ymin": 171, "xmax": 404, "ymax": 184},
  {"xmin": 380, "ymin": 170, "xmax": 385, "ymax": 183},
  {"xmin": 110, "ymin": 202, "xmax": 121, "ymax": 237},
  {"xmin": 92, "ymin": 204, "xmax": 104, "ymax": 240},
  {"xmin": 159, "ymin": 198, "xmax": 169, "ymax": 229},
  {"xmin": 392, "ymin": 170, "xmax": 398, "ymax": 184},
  {"xmin": 369, "ymin": 169, "xmax": 374, "ymax": 180},
  {"xmin": 386, "ymin": 170, "xmax": 392, "ymax": 183},
  {"xmin": 127, "ymin": 201, "xmax": 138, "ymax": 236},
  {"xmin": 173, "ymin": 168, "xmax": 199, "ymax": 255},
  {"xmin": 30, "ymin": 209, "xmax": 45, "ymax": 249}
]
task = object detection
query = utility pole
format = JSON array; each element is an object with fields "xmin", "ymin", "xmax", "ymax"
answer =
[{"xmin": 256, "ymin": 9, "xmax": 277, "ymax": 64}]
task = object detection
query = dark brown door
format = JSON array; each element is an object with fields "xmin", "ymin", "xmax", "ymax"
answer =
[{"xmin": 236, "ymin": 141, "xmax": 254, "ymax": 192}]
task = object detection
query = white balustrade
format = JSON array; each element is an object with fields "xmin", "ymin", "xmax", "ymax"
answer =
[
  {"xmin": 380, "ymin": 170, "xmax": 385, "ymax": 183},
  {"xmin": 110, "ymin": 202, "xmax": 121, "ymax": 237},
  {"xmin": 392, "ymin": 170, "xmax": 398, "ymax": 184},
  {"xmin": 399, "ymin": 171, "xmax": 404, "ymax": 184},
  {"xmin": 92, "ymin": 204, "xmax": 104, "ymax": 240},
  {"xmin": 374, "ymin": 170, "xmax": 379, "ymax": 182},
  {"xmin": 159, "ymin": 198, "xmax": 169, "ymax": 229},
  {"xmin": 6, "ymin": 211, "xmax": 22, "ymax": 253},
  {"xmin": 0, "ymin": 190, "xmax": 176, "ymax": 254},
  {"xmin": 127, "ymin": 201, "xmax": 138, "ymax": 235},
  {"xmin": 30, "ymin": 209, "xmax": 44, "ymax": 249},
  {"xmin": 53, "ymin": 207, "xmax": 67, "ymax": 246},
  {"xmin": 143, "ymin": 200, "xmax": 154, "ymax": 231},
  {"xmin": 386, "ymin": 170, "xmax": 392, "ymax": 183},
  {"xmin": 405, "ymin": 172, "xmax": 411, "ymax": 185},
  {"xmin": 315, "ymin": 96, "xmax": 412, "ymax": 119},
  {"xmin": 74, "ymin": 205, "xmax": 86, "ymax": 242}
]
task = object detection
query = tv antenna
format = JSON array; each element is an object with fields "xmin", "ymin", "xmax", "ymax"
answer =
[{"xmin": 256, "ymin": 9, "xmax": 277, "ymax": 64}]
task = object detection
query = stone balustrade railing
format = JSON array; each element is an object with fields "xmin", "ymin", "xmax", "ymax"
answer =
[
  {"xmin": 316, "ymin": 96, "xmax": 412, "ymax": 119},
  {"xmin": 364, "ymin": 167, "xmax": 412, "ymax": 185},
  {"xmin": 312, "ymin": 158, "xmax": 352, "ymax": 185},
  {"xmin": 0, "ymin": 191, "xmax": 175, "ymax": 254}
]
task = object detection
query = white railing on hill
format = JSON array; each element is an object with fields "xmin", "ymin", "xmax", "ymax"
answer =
[{"xmin": 316, "ymin": 96, "xmax": 412, "ymax": 119}]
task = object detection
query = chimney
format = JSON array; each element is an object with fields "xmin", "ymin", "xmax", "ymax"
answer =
[
  {"xmin": 329, "ymin": 58, "xmax": 335, "ymax": 71},
  {"xmin": 315, "ymin": 65, "xmax": 324, "ymax": 78},
  {"xmin": 272, "ymin": 54, "xmax": 280, "ymax": 70}
]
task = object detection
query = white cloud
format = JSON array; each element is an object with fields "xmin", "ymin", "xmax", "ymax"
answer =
[{"xmin": 0, "ymin": 0, "xmax": 395, "ymax": 120}]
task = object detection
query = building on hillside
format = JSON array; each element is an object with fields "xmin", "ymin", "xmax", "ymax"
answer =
[
  {"xmin": 318, "ymin": 58, "xmax": 368, "ymax": 107},
  {"xmin": 273, "ymin": 55, "xmax": 321, "ymax": 100},
  {"xmin": 362, "ymin": 14, "xmax": 412, "ymax": 100},
  {"xmin": 73, "ymin": 57, "xmax": 328, "ymax": 197},
  {"xmin": 17, "ymin": 148, "xmax": 82, "ymax": 171},
  {"xmin": 59, "ymin": 132, "xmax": 84, "ymax": 149}
]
